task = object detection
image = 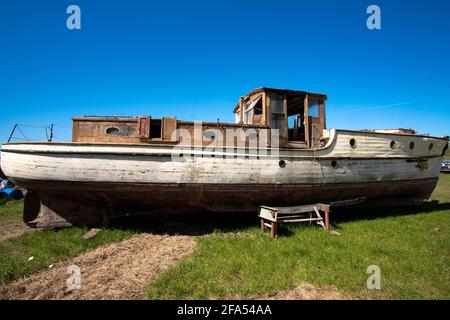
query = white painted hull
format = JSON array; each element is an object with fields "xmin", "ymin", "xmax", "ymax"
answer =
[{"xmin": 1, "ymin": 129, "xmax": 445, "ymax": 185}]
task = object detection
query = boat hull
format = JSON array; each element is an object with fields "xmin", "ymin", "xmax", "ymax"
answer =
[
  {"xmin": 1, "ymin": 129, "xmax": 447, "ymax": 227},
  {"xmin": 9, "ymin": 175, "xmax": 439, "ymax": 227}
]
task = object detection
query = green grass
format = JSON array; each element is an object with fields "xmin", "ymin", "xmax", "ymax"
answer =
[
  {"xmin": 147, "ymin": 175, "xmax": 450, "ymax": 300},
  {"xmin": 0, "ymin": 227, "xmax": 135, "ymax": 284},
  {"xmin": 0, "ymin": 199, "xmax": 24, "ymax": 225},
  {"xmin": 0, "ymin": 199, "xmax": 136, "ymax": 283},
  {"xmin": 430, "ymin": 174, "xmax": 450, "ymax": 202},
  {"xmin": 0, "ymin": 199, "xmax": 137, "ymax": 284}
]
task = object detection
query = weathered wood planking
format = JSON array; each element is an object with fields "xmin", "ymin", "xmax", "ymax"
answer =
[{"xmin": 4, "ymin": 129, "xmax": 447, "ymax": 158}]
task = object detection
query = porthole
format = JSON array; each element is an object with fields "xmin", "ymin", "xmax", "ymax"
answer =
[
  {"xmin": 428, "ymin": 143, "xmax": 433, "ymax": 151},
  {"xmin": 409, "ymin": 142, "xmax": 415, "ymax": 150},
  {"xmin": 248, "ymin": 132, "xmax": 259, "ymax": 140},
  {"xmin": 279, "ymin": 160, "xmax": 286, "ymax": 168},
  {"xmin": 105, "ymin": 127, "xmax": 120, "ymax": 136},
  {"xmin": 349, "ymin": 138, "xmax": 357, "ymax": 148},
  {"xmin": 331, "ymin": 160, "xmax": 338, "ymax": 168},
  {"xmin": 390, "ymin": 141, "xmax": 396, "ymax": 149},
  {"xmin": 203, "ymin": 131, "xmax": 216, "ymax": 141},
  {"xmin": 179, "ymin": 153, "xmax": 184, "ymax": 158}
]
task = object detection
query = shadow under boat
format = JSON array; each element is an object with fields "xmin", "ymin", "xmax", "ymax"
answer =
[{"xmin": 104, "ymin": 200, "xmax": 450, "ymax": 237}]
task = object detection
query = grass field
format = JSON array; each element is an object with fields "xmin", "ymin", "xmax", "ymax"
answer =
[
  {"xmin": 0, "ymin": 198, "xmax": 136, "ymax": 284},
  {"xmin": 0, "ymin": 226, "xmax": 135, "ymax": 283},
  {"xmin": 147, "ymin": 175, "xmax": 450, "ymax": 299},
  {"xmin": 0, "ymin": 199, "xmax": 23, "ymax": 225}
]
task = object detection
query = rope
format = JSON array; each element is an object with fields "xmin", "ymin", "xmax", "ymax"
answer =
[
  {"xmin": 52, "ymin": 136, "xmax": 69, "ymax": 142},
  {"xmin": 16, "ymin": 126, "xmax": 32, "ymax": 141},
  {"xmin": 15, "ymin": 124, "xmax": 47, "ymax": 128},
  {"xmin": 52, "ymin": 124, "xmax": 71, "ymax": 129}
]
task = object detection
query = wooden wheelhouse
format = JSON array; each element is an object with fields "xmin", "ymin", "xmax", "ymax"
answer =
[
  {"xmin": 233, "ymin": 88, "xmax": 327, "ymax": 148},
  {"xmin": 71, "ymin": 88, "xmax": 327, "ymax": 149}
]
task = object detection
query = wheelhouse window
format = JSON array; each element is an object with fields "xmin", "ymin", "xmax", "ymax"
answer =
[
  {"xmin": 234, "ymin": 111, "xmax": 241, "ymax": 123},
  {"xmin": 286, "ymin": 95, "xmax": 306, "ymax": 142},
  {"xmin": 268, "ymin": 94, "xmax": 286, "ymax": 132},
  {"xmin": 242, "ymin": 94, "xmax": 263, "ymax": 125},
  {"xmin": 308, "ymin": 96, "xmax": 320, "ymax": 117},
  {"xmin": 270, "ymin": 94, "xmax": 284, "ymax": 114}
]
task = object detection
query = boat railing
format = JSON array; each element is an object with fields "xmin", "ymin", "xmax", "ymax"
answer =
[{"xmin": 7, "ymin": 124, "xmax": 55, "ymax": 143}]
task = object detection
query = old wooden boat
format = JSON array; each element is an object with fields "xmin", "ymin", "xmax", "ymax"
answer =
[{"xmin": 1, "ymin": 88, "xmax": 448, "ymax": 227}]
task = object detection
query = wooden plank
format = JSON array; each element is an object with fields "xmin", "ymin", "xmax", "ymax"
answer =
[
  {"xmin": 317, "ymin": 221, "xmax": 326, "ymax": 229},
  {"xmin": 138, "ymin": 116, "xmax": 151, "ymax": 139},
  {"xmin": 276, "ymin": 205, "xmax": 320, "ymax": 214},
  {"xmin": 271, "ymin": 222, "xmax": 277, "ymax": 239},
  {"xmin": 258, "ymin": 207, "xmax": 277, "ymax": 222},
  {"xmin": 262, "ymin": 91, "xmax": 267, "ymax": 125},
  {"xmin": 277, "ymin": 217, "xmax": 323, "ymax": 223},
  {"xmin": 162, "ymin": 117, "xmax": 177, "ymax": 141},
  {"xmin": 319, "ymin": 98, "xmax": 326, "ymax": 129},
  {"xmin": 276, "ymin": 214, "xmax": 314, "ymax": 220},
  {"xmin": 313, "ymin": 207, "xmax": 321, "ymax": 218},
  {"xmin": 259, "ymin": 205, "xmax": 278, "ymax": 211},
  {"xmin": 239, "ymin": 97, "xmax": 243, "ymax": 124},
  {"xmin": 72, "ymin": 121, "xmax": 79, "ymax": 142},
  {"xmin": 304, "ymin": 94, "xmax": 309, "ymax": 148}
]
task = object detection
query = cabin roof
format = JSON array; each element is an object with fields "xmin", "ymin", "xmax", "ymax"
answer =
[
  {"xmin": 233, "ymin": 87, "xmax": 327, "ymax": 113},
  {"xmin": 247, "ymin": 87, "xmax": 327, "ymax": 98}
]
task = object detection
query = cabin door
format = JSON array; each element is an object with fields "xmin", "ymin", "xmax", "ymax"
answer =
[
  {"xmin": 268, "ymin": 93, "xmax": 288, "ymax": 146},
  {"xmin": 286, "ymin": 95, "xmax": 307, "ymax": 144},
  {"xmin": 306, "ymin": 96, "xmax": 326, "ymax": 148}
]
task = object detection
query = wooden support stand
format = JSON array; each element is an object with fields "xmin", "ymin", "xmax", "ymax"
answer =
[{"xmin": 258, "ymin": 203, "xmax": 330, "ymax": 239}]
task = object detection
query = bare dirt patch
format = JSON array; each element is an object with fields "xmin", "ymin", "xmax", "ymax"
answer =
[
  {"xmin": 0, "ymin": 233, "xmax": 196, "ymax": 300},
  {"xmin": 0, "ymin": 223, "xmax": 32, "ymax": 242},
  {"xmin": 264, "ymin": 283, "xmax": 347, "ymax": 300}
]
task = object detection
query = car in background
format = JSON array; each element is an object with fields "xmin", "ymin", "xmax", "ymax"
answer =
[{"xmin": 441, "ymin": 161, "xmax": 450, "ymax": 173}]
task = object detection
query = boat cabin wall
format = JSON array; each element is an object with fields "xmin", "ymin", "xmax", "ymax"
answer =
[
  {"xmin": 175, "ymin": 122, "xmax": 272, "ymax": 148},
  {"xmin": 72, "ymin": 117, "xmax": 273, "ymax": 148},
  {"xmin": 72, "ymin": 118, "xmax": 141, "ymax": 143},
  {"xmin": 72, "ymin": 117, "xmax": 182, "ymax": 144}
]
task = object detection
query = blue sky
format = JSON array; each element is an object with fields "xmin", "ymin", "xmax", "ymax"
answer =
[{"xmin": 0, "ymin": 0, "xmax": 449, "ymax": 143}]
